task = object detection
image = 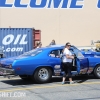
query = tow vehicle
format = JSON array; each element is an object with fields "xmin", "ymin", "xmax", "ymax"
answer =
[
  {"xmin": 0, "ymin": 45, "xmax": 100, "ymax": 83},
  {"xmin": 80, "ymin": 41, "xmax": 100, "ymax": 57}
]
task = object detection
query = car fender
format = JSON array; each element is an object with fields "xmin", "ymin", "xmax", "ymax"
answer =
[
  {"xmin": 33, "ymin": 65, "xmax": 54, "ymax": 75},
  {"xmin": 87, "ymin": 57, "xmax": 100, "ymax": 73},
  {"xmin": 94, "ymin": 63, "xmax": 100, "ymax": 70}
]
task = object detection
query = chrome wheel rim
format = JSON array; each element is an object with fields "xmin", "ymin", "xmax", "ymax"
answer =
[
  {"xmin": 38, "ymin": 68, "xmax": 49, "ymax": 80},
  {"xmin": 97, "ymin": 66, "xmax": 100, "ymax": 76}
]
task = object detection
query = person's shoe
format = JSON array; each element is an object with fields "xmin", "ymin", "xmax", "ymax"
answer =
[
  {"xmin": 69, "ymin": 81, "xmax": 74, "ymax": 84},
  {"xmin": 61, "ymin": 82, "xmax": 65, "ymax": 85}
]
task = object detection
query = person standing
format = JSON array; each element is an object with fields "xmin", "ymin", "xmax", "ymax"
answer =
[
  {"xmin": 61, "ymin": 42, "xmax": 75, "ymax": 84},
  {"xmin": 36, "ymin": 42, "xmax": 42, "ymax": 48},
  {"xmin": 49, "ymin": 40, "xmax": 56, "ymax": 46}
]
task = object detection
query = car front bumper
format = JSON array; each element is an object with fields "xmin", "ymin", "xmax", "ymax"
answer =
[{"xmin": 0, "ymin": 67, "xmax": 15, "ymax": 75}]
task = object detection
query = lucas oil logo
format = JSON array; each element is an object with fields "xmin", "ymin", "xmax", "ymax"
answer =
[{"xmin": 2, "ymin": 34, "xmax": 28, "ymax": 52}]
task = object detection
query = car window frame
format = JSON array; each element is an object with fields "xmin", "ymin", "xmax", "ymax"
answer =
[{"xmin": 48, "ymin": 49, "xmax": 63, "ymax": 58}]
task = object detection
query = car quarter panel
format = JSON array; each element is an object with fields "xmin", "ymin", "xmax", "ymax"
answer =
[
  {"xmin": 87, "ymin": 57, "xmax": 100, "ymax": 73},
  {"xmin": 12, "ymin": 49, "xmax": 55, "ymax": 75}
]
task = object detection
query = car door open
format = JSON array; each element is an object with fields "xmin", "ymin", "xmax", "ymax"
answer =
[{"xmin": 72, "ymin": 48, "xmax": 89, "ymax": 75}]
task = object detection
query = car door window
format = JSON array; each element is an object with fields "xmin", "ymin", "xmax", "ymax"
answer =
[
  {"xmin": 73, "ymin": 48, "xmax": 84, "ymax": 58},
  {"xmin": 49, "ymin": 50, "xmax": 61, "ymax": 58},
  {"xmin": 77, "ymin": 51, "xmax": 84, "ymax": 58}
]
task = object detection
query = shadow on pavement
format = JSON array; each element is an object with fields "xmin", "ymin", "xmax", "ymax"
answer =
[
  {"xmin": 73, "ymin": 75, "xmax": 96, "ymax": 83},
  {"xmin": 0, "ymin": 75, "xmax": 97, "ymax": 86},
  {"xmin": 51, "ymin": 75, "xmax": 96, "ymax": 83}
]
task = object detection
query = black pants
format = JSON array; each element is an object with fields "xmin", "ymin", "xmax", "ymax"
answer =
[{"xmin": 62, "ymin": 62, "xmax": 72, "ymax": 78}]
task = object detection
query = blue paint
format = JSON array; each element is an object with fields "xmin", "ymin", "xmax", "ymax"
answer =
[{"xmin": 0, "ymin": 0, "xmax": 84, "ymax": 8}]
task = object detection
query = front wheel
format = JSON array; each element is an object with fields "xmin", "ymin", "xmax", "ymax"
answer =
[
  {"xmin": 32, "ymin": 67, "xmax": 52, "ymax": 84},
  {"xmin": 94, "ymin": 65, "xmax": 100, "ymax": 78}
]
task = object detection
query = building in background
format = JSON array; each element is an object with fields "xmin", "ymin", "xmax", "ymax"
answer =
[{"xmin": 0, "ymin": 0, "xmax": 100, "ymax": 46}]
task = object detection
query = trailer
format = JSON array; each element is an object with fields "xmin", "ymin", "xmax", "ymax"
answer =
[{"xmin": 0, "ymin": 28, "xmax": 41, "ymax": 57}]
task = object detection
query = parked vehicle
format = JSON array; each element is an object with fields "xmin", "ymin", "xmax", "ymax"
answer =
[
  {"xmin": 78, "ymin": 40, "xmax": 100, "ymax": 57},
  {"xmin": 0, "ymin": 46, "xmax": 6, "ymax": 58},
  {"xmin": 93, "ymin": 40, "xmax": 100, "ymax": 52},
  {"xmin": 0, "ymin": 28, "xmax": 41, "ymax": 57},
  {"xmin": 81, "ymin": 50, "xmax": 100, "ymax": 57},
  {"xmin": 0, "ymin": 45, "xmax": 100, "ymax": 84}
]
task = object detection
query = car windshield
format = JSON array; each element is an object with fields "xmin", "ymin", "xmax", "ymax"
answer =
[
  {"xmin": 73, "ymin": 48, "xmax": 84, "ymax": 58},
  {"xmin": 19, "ymin": 49, "xmax": 43, "ymax": 56},
  {"xmin": 70, "ymin": 47, "xmax": 84, "ymax": 58}
]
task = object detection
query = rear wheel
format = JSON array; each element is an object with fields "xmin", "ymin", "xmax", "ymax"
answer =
[
  {"xmin": 32, "ymin": 67, "xmax": 52, "ymax": 84},
  {"xmin": 94, "ymin": 65, "xmax": 100, "ymax": 78}
]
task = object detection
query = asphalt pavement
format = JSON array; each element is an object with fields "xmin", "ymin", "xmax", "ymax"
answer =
[{"xmin": 0, "ymin": 75, "xmax": 100, "ymax": 100}]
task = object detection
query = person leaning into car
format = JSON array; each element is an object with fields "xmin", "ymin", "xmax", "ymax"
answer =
[{"xmin": 61, "ymin": 42, "xmax": 75, "ymax": 84}]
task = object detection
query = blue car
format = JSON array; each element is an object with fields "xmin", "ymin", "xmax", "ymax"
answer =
[
  {"xmin": 0, "ymin": 45, "xmax": 100, "ymax": 83},
  {"xmin": 81, "ymin": 50, "xmax": 100, "ymax": 57}
]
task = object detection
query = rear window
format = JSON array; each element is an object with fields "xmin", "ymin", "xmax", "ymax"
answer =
[{"xmin": 20, "ymin": 49, "xmax": 43, "ymax": 56}]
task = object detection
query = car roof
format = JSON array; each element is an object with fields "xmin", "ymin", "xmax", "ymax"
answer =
[
  {"xmin": 38, "ymin": 45, "xmax": 64, "ymax": 50},
  {"xmin": 37, "ymin": 45, "xmax": 76, "ymax": 51}
]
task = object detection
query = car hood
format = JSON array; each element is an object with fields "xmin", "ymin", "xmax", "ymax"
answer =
[
  {"xmin": 81, "ymin": 51, "xmax": 100, "ymax": 57},
  {"xmin": 81, "ymin": 51, "xmax": 96, "ymax": 56}
]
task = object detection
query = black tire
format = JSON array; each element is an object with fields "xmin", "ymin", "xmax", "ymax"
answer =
[
  {"xmin": 19, "ymin": 75, "xmax": 31, "ymax": 80},
  {"xmin": 94, "ymin": 65, "xmax": 100, "ymax": 78},
  {"xmin": 32, "ymin": 67, "xmax": 52, "ymax": 84}
]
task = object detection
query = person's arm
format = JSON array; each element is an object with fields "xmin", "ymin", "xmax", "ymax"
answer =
[{"xmin": 66, "ymin": 54, "xmax": 74, "ymax": 59}]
